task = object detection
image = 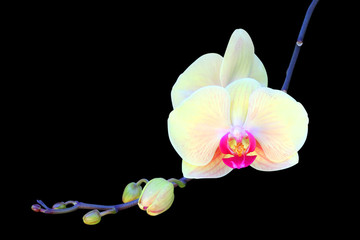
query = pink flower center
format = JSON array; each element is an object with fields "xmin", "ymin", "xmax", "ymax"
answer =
[{"xmin": 219, "ymin": 128, "xmax": 257, "ymax": 169}]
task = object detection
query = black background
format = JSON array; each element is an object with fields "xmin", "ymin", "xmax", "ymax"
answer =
[{"xmin": 12, "ymin": 1, "xmax": 351, "ymax": 238}]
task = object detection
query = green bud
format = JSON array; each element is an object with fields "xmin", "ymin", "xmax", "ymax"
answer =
[
  {"xmin": 138, "ymin": 178, "xmax": 174, "ymax": 216},
  {"xmin": 52, "ymin": 202, "xmax": 66, "ymax": 209},
  {"xmin": 122, "ymin": 182, "xmax": 142, "ymax": 203},
  {"xmin": 83, "ymin": 210, "xmax": 101, "ymax": 225}
]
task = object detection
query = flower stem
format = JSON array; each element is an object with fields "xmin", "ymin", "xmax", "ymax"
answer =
[
  {"xmin": 168, "ymin": 177, "xmax": 189, "ymax": 188},
  {"xmin": 32, "ymin": 177, "xmax": 191, "ymax": 215},
  {"xmin": 136, "ymin": 178, "xmax": 149, "ymax": 186},
  {"xmin": 281, "ymin": 0, "xmax": 320, "ymax": 92}
]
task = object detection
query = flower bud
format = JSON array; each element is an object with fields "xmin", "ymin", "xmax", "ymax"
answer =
[
  {"xmin": 122, "ymin": 182, "xmax": 142, "ymax": 203},
  {"xmin": 138, "ymin": 178, "xmax": 174, "ymax": 216},
  {"xmin": 52, "ymin": 202, "xmax": 66, "ymax": 209},
  {"xmin": 83, "ymin": 210, "xmax": 101, "ymax": 225},
  {"xmin": 31, "ymin": 204, "xmax": 41, "ymax": 212}
]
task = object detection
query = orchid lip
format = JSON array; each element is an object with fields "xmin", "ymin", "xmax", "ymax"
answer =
[
  {"xmin": 219, "ymin": 129, "xmax": 257, "ymax": 169},
  {"xmin": 222, "ymin": 155, "xmax": 257, "ymax": 169}
]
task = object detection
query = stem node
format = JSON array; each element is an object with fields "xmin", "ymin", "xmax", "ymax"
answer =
[{"xmin": 281, "ymin": 0, "xmax": 319, "ymax": 91}]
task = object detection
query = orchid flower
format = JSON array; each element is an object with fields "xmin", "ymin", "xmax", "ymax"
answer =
[
  {"xmin": 168, "ymin": 29, "xmax": 309, "ymax": 178},
  {"xmin": 31, "ymin": 0, "xmax": 319, "ymax": 221}
]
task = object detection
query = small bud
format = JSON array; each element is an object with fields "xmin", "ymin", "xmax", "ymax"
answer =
[
  {"xmin": 52, "ymin": 202, "xmax": 66, "ymax": 209},
  {"xmin": 31, "ymin": 204, "xmax": 41, "ymax": 212},
  {"xmin": 83, "ymin": 210, "xmax": 101, "ymax": 225},
  {"xmin": 122, "ymin": 182, "xmax": 142, "ymax": 203},
  {"xmin": 138, "ymin": 178, "xmax": 174, "ymax": 216}
]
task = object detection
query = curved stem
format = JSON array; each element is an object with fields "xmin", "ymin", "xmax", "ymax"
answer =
[
  {"xmin": 168, "ymin": 177, "xmax": 191, "ymax": 188},
  {"xmin": 136, "ymin": 178, "xmax": 149, "ymax": 186},
  {"xmin": 281, "ymin": 0, "xmax": 320, "ymax": 92},
  {"xmin": 168, "ymin": 178, "xmax": 186, "ymax": 188}
]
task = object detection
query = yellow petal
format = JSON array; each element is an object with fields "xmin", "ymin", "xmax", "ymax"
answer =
[
  {"xmin": 251, "ymin": 145, "xmax": 299, "ymax": 171},
  {"xmin": 220, "ymin": 29, "xmax": 255, "ymax": 87},
  {"xmin": 182, "ymin": 147, "xmax": 233, "ymax": 179},
  {"xmin": 168, "ymin": 86, "xmax": 231, "ymax": 166},
  {"xmin": 243, "ymin": 88, "xmax": 308, "ymax": 162},
  {"xmin": 171, "ymin": 53, "xmax": 223, "ymax": 108},
  {"xmin": 226, "ymin": 78, "xmax": 261, "ymax": 127},
  {"xmin": 249, "ymin": 54, "xmax": 268, "ymax": 86}
]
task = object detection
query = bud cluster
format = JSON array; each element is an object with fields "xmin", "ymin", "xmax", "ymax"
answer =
[{"xmin": 32, "ymin": 177, "xmax": 186, "ymax": 226}]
